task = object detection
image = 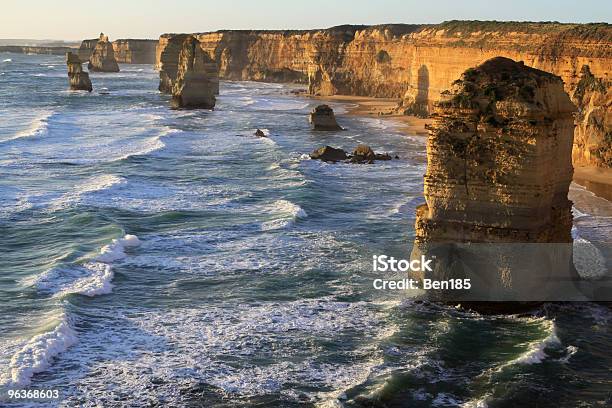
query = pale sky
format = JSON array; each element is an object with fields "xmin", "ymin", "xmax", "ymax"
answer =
[{"xmin": 1, "ymin": 0, "xmax": 610, "ymax": 41}]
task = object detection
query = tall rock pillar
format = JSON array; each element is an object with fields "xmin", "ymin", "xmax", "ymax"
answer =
[
  {"xmin": 412, "ymin": 57, "xmax": 578, "ymax": 305},
  {"xmin": 88, "ymin": 33, "xmax": 120, "ymax": 72},
  {"xmin": 66, "ymin": 52, "xmax": 92, "ymax": 92},
  {"xmin": 171, "ymin": 36, "xmax": 218, "ymax": 109}
]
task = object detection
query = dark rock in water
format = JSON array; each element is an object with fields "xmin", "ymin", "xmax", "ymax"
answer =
[
  {"xmin": 310, "ymin": 146, "xmax": 348, "ymax": 162},
  {"xmin": 309, "ymin": 104, "xmax": 342, "ymax": 130},
  {"xmin": 375, "ymin": 153, "xmax": 392, "ymax": 160},
  {"xmin": 254, "ymin": 129, "xmax": 266, "ymax": 137},
  {"xmin": 311, "ymin": 144, "xmax": 395, "ymax": 164},
  {"xmin": 66, "ymin": 52, "xmax": 92, "ymax": 92}
]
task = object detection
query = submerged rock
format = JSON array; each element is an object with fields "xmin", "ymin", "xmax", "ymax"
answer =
[
  {"xmin": 309, "ymin": 104, "xmax": 342, "ymax": 130},
  {"xmin": 88, "ymin": 33, "xmax": 120, "ymax": 72},
  {"xmin": 171, "ymin": 36, "xmax": 218, "ymax": 109},
  {"xmin": 66, "ymin": 52, "xmax": 92, "ymax": 92},
  {"xmin": 310, "ymin": 146, "xmax": 348, "ymax": 162},
  {"xmin": 411, "ymin": 57, "xmax": 579, "ymax": 308}
]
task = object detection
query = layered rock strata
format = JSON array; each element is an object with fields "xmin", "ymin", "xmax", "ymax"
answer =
[
  {"xmin": 112, "ymin": 39, "xmax": 157, "ymax": 64},
  {"xmin": 156, "ymin": 21, "xmax": 611, "ymax": 167},
  {"xmin": 66, "ymin": 52, "xmax": 92, "ymax": 92},
  {"xmin": 88, "ymin": 33, "xmax": 120, "ymax": 72},
  {"xmin": 171, "ymin": 36, "xmax": 217, "ymax": 109},
  {"xmin": 412, "ymin": 57, "xmax": 578, "ymax": 303},
  {"xmin": 309, "ymin": 104, "xmax": 342, "ymax": 130}
]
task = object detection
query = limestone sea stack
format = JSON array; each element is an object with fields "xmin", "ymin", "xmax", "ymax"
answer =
[
  {"xmin": 411, "ymin": 57, "xmax": 578, "ymax": 305},
  {"xmin": 309, "ymin": 104, "xmax": 342, "ymax": 130},
  {"xmin": 66, "ymin": 52, "xmax": 92, "ymax": 92},
  {"xmin": 571, "ymin": 65, "xmax": 611, "ymax": 167},
  {"xmin": 88, "ymin": 33, "xmax": 120, "ymax": 72},
  {"xmin": 171, "ymin": 36, "xmax": 218, "ymax": 109}
]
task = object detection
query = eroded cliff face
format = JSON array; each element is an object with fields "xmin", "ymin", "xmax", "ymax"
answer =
[
  {"xmin": 78, "ymin": 39, "xmax": 97, "ymax": 61},
  {"xmin": 411, "ymin": 57, "xmax": 577, "ymax": 304},
  {"xmin": 572, "ymin": 65, "xmax": 612, "ymax": 167},
  {"xmin": 112, "ymin": 40, "xmax": 158, "ymax": 64},
  {"xmin": 155, "ymin": 21, "xmax": 611, "ymax": 167}
]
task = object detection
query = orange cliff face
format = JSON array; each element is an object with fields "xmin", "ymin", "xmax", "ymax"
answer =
[{"xmin": 155, "ymin": 22, "xmax": 612, "ymax": 167}]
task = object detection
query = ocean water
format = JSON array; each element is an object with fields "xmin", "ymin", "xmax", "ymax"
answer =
[{"xmin": 0, "ymin": 53, "xmax": 611, "ymax": 408}]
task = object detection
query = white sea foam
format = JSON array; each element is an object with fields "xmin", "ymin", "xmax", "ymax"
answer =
[
  {"xmin": 2, "ymin": 58, "xmax": 12, "ymax": 62},
  {"xmin": 2, "ymin": 110, "xmax": 53, "ymax": 143},
  {"xmin": 572, "ymin": 206, "xmax": 589, "ymax": 219},
  {"xmin": 69, "ymin": 298, "xmax": 387, "ymax": 402},
  {"xmin": 573, "ymin": 237, "xmax": 607, "ymax": 279},
  {"xmin": 261, "ymin": 200, "xmax": 307, "ymax": 230},
  {"xmin": 55, "ymin": 263, "xmax": 115, "ymax": 297},
  {"xmin": 1, "ymin": 313, "xmax": 77, "ymax": 390},
  {"xmin": 48, "ymin": 174, "xmax": 126, "ymax": 211},
  {"xmin": 115, "ymin": 127, "xmax": 179, "ymax": 161},
  {"xmin": 96, "ymin": 234, "xmax": 141, "ymax": 263}
]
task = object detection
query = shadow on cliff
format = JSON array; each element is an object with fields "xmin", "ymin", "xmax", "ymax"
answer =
[{"xmin": 416, "ymin": 64, "xmax": 429, "ymax": 116}]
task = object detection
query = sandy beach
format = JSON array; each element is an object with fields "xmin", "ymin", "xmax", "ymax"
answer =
[{"xmin": 311, "ymin": 94, "xmax": 432, "ymax": 136}]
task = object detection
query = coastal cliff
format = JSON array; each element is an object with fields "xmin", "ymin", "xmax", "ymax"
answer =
[
  {"xmin": 78, "ymin": 38, "xmax": 157, "ymax": 64},
  {"xmin": 112, "ymin": 39, "xmax": 157, "ymax": 64},
  {"xmin": 156, "ymin": 21, "xmax": 611, "ymax": 168},
  {"xmin": 411, "ymin": 57, "xmax": 577, "ymax": 303},
  {"xmin": 0, "ymin": 46, "xmax": 75, "ymax": 55}
]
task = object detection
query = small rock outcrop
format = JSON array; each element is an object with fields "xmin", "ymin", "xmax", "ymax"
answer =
[
  {"xmin": 571, "ymin": 65, "xmax": 611, "ymax": 168},
  {"xmin": 310, "ymin": 146, "xmax": 349, "ymax": 162},
  {"xmin": 171, "ymin": 36, "xmax": 218, "ymax": 109},
  {"xmin": 88, "ymin": 33, "xmax": 120, "ymax": 72},
  {"xmin": 310, "ymin": 144, "xmax": 394, "ymax": 163},
  {"xmin": 411, "ymin": 57, "xmax": 578, "ymax": 305},
  {"xmin": 254, "ymin": 129, "xmax": 266, "ymax": 137},
  {"xmin": 309, "ymin": 104, "xmax": 342, "ymax": 130},
  {"xmin": 66, "ymin": 52, "xmax": 92, "ymax": 92}
]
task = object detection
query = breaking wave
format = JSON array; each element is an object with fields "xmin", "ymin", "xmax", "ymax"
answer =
[
  {"xmin": 0, "ymin": 313, "xmax": 77, "ymax": 391},
  {"xmin": 29, "ymin": 234, "xmax": 141, "ymax": 297}
]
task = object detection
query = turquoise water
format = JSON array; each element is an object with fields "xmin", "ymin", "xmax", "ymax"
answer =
[{"xmin": 0, "ymin": 53, "xmax": 611, "ymax": 407}]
